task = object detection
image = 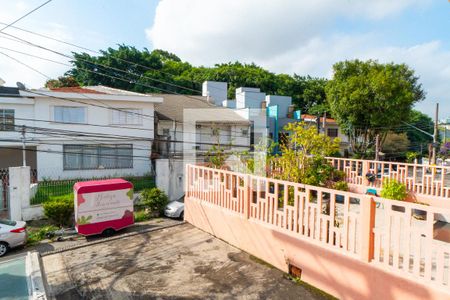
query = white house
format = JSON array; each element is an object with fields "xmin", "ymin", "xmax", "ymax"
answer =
[
  {"xmin": 0, "ymin": 85, "xmax": 162, "ymax": 180},
  {"xmin": 154, "ymin": 94, "xmax": 251, "ymax": 157}
]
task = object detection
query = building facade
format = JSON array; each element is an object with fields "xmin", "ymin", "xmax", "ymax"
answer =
[{"xmin": 0, "ymin": 86, "xmax": 162, "ymax": 180}]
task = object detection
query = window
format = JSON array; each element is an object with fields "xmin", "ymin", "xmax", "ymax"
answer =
[
  {"xmin": 162, "ymin": 128, "xmax": 170, "ymax": 136},
  {"xmin": 327, "ymin": 128, "xmax": 339, "ymax": 138},
  {"xmin": 54, "ymin": 106, "xmax": 86, "ymax": 123},
  {"xmin": 0, "ymin": 109, "xmax": 14, "ymax": 131},
  {"xmin": 111, "ymin": 109, "xmax": 142, "ymax": 125},
  {"xmin": 63, "ymin": 144, "xmax": 133, "ymax": 170}
]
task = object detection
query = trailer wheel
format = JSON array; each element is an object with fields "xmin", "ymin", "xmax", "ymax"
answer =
[{"xmin": 102, "ymin": 228, "xmax": 115, "ymax": 237}]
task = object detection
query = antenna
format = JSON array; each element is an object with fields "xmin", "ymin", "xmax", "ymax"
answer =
[{"xmin": 16, "ymin": 81, "xmax": 26, "ymax": 90}]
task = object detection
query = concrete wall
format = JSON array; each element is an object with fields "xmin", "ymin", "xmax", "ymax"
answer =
[
  {"xmin": 155, "ymin": 158, "xmax": 186, "ymax": 201},
  {"xmin": 265, "ymin": 95, "xmax": 292, "ymax": 118},
  {"xmin": 185, "ymin": 198, "xmax": 450, "ymax": 300},
  {"xmin": 202, "ymin": 81, "xmax": 228, "ymax": 106},
  {"xmin": 236, "ymin": 87, "xmax": 266, "ymax": 109}
]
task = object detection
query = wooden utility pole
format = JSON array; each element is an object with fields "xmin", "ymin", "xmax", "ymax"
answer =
[
  {"xmin": 432, "ymin": 103, "xmax": 439, "ymax": 165},
  {"xmin": 375, "ymin": 134, "xmax": 380, "ymax": 161}
]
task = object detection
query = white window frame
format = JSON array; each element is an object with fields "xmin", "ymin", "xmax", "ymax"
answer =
[
  {"xmin": 53, "ymin": 106, "xmax": 87, "ymax": 124},
  {"xmin": 110, "ymin": 108, "xmax": 143, "ymax": 125}
]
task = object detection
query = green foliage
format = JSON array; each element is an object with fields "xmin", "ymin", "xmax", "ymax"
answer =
[
  {"xmin": 271, "ymin": 122, "xmax": 342, "ymax": 188},
  {"xmin": 65, "ymin": 45, "xmax": 328, "ymax": 115},
  {"xmin": 382, "ymin": 132, "xmax": 410, "ymax": 159},
  {"xmin": 380, "ymin": 179, "xmax": 408, "ymax": 201},
  {"xmin": 43, "ymin": 196, "xmax": 74, "ymax": 226},
  {"xmin": 326, "ymin": 59, "xmax": 425, "ymax": 157},
  {"xmin": 402, "ymin": 110, "xmax": 433, "ymax": 153},
  {"xmin": 406, "ymin": 151, "xmax": 419, "ymax": 163},
  {"xmin": 206, "ymin": 145, "xmax": 227, "ymax": 169},
  {"xmin": 133, "ymin": 210, "xmax": 150, "ymax": 222},
  {"xmin": 27, "ymin": 225, "xmax": 59, "ymax": 245},
  {"xmin": 141, "ymin": 188, "xmax": 169, "ymax": 216},
  {"xmin": 45, "ymin": 76, "xmax": 79, "ymax": 88},
  {"xmin": 333, "ymin": 181, "xmax": 349, "ymax": 191}
]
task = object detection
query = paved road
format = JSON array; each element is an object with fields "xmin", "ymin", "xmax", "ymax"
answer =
[
  {"xmin": 0, "ymin": 218, "xmax": 183, "ymax": 262},
  {"xmin": 42, "ymin": 223, "xmax": 332, "ymax": 300}
]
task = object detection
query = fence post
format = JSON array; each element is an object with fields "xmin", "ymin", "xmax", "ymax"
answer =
[
  {"xmin": 244, "ymin": 174, "xmax": 251, "ymax": 219},
  {"xmin": 362, "ymin": 160, "xmax": 370, "ymax": 185},
  {"xmin": 360, "ymin": 196, "xmax": 376, "ymax": 262},
  {"xmin": 8, "ymin": 166, "xmax": 30, "ymax": 221}
]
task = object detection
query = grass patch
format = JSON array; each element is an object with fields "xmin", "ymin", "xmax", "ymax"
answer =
[
  {"xmin": 134, "ymin": 210, "xmax": 151, "ymax": 222},
  {"xmin": 286, "ymin": 275, "xmax": 338, "ymax": 300},
  {"xmin": 31, "ymin": 176, "xmax": 155, "ymax": 205},
  {"xmin": 26, "ymin": 221, "xmax": 59, "ymax": 246},
  {"xmin": 249, "ymin": 255, "xmax": 275, "ymax": 269}
]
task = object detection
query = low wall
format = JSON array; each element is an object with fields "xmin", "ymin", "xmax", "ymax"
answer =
[
  {"xmin": 186, "ymin": 198, "xmax": 449, "ymax": 300},
  {"xmin": 22, "ymin": 205, "xmax": 44, "ymax": 221}
]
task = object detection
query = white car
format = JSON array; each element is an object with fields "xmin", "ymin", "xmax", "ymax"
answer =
[
  {"xmin": 0, "ymin": 219, "xmax": 27, "ymax": 257},
  {"xmin": 164, "ymin": 197, "xmax": 184, "ymax": 219}
]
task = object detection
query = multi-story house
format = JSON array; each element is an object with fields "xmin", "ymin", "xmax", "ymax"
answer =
[{"xmin": 0, "ymin": 85, "xmax": 162, "ymax": 180}]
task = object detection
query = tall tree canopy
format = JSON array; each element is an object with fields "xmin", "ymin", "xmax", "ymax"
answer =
[
  {"xmin": 326, "ymin": 59, "xmax": 425, "ymax": 157},
  {"xmin": 48, "ymin": 45, "xmax": 327, "ymax": 114}
]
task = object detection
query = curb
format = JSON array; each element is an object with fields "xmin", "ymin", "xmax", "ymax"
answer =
[{"xmin": 40, "ymin": 221, "xmax": 185, "ymax": 257}]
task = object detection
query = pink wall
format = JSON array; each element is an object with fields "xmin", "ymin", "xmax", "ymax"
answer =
[{"xmin": 186, "ymin": 198, "xmax": 450, "ymax": 300}]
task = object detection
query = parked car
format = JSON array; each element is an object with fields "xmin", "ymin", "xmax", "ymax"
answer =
[
  {"xmin": 0, "ymin": 219, "xmax": 27, "ymax": 257},
  {"xmin": 164, "ymin": 197, "xmax": 184, "ymax": 219}
]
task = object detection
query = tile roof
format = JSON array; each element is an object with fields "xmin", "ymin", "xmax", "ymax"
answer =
[
  {"xmin": 301, "ymin": 114, "xmax": 336, "ymax": 123},
  {"xmin": 49, "ymin": 86, "xmax": 107, "ymax": 94}
]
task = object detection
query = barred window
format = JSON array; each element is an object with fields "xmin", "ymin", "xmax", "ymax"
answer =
[
  {"xmin": 63, "ymin": 144, "xmax": 133, "ymax": 170},
  {"xmin": 327, "ymin": 128, "xmax": 339, "ymax": 138},
  {"xmin": 0, "ymin": 109, "xmax": 14, "ymax": 131}
]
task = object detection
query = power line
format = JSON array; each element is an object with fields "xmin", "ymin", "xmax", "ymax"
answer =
[
  {"xmin": 0, "ymin": 51, "xmax": 51, "ymax": 79},
  {"xmin": 0, "ymin": 0, "xmax": 52, "ymax": 33}
]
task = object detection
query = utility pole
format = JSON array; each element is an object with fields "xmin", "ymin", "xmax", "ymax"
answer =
[
  {"xmin": 21, "ymin": 125, "xmax": 26, "ymax": 167},
  {"xmin": 432, "ymin": 103, "xmax": 439, "ymax": 165},
  {"xmin": 322, "ymin": 112, "xmax": 327, "ymax": 134},
  {"xmin": 375, "ymin": 134, "xmax": 380, "ymax": 161}
]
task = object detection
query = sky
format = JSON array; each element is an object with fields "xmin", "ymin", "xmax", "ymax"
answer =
[{"xmin": 0, "ymin": 0, "xmax": 449, "ymax": 118}]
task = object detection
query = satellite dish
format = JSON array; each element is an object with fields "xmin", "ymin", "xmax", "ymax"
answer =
[
  {"xmin": 16, "ymin": 82, "xmax": 26, "ymax": 90},
  {"xmin": 0, "ymin": 78, "xmax": 5, "ymax": 86}
]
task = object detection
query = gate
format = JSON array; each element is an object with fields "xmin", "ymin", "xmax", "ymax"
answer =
[{"xmin": 0, "ymin": 169, "xmax": 9, "ymax": 218}]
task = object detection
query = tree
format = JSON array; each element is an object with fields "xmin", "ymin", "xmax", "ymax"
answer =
[
  {"xmin": 402, "ymin": 110, "xmax": 433, "ymax": 153},
  {"xmin": 381, "ymin": 132, "xmax": 410, "ymax": 159},
  {"xmin": 272, "ymin": 122, "xmax": 341, "ymax": 186},
  {"xmin": 45, "ymin": 76, "xmax": 79, "ymax": 88},
  {"xmin": 326, "ymin": 59, "xmax": 425, "ymax": 157}
]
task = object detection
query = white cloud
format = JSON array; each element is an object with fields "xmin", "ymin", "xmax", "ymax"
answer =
[
  {"xmin": 147, "ymin": 0, "xmax": 448, "ymax": 117},
  {"xmin": 147, "ymin": 0, "xmax": 425, "ymax": 65}
]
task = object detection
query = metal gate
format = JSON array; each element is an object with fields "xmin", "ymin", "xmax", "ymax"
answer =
[{"xmin": 0, "ymin": 169, "xmax": 9, "ymax": 219}]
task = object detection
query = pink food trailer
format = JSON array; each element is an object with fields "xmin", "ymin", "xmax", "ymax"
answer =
[{"xmin": 74, "ymin": 179, "xmax": 134, "ymax": 236}]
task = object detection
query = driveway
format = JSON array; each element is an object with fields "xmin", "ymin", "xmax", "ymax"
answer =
[{"xmin": 42, "ymin": 223, "xmax": 332, "ymax": 299}]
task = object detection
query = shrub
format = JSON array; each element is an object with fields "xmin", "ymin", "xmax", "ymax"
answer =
[
  {"xmin": 133, "ymin": 210, "xmax": 150, "ymax": 222},
  {"xmin": 141, "ymin": 188, "xmax": 169, "ymax": 216},
  {"xmin": 27, "ymin": 225, "xmax": 59, "ymax": 245},
  {"xmin": 43, "ymin": 195, "xmax": 74, "ymax": 226},
  {"xmin": 406, "ymin": 151, "xmax": 418, "ymax": 163},
  {"xmin": 380, "ymin": 179, "xmax": 407, "ymax": 201},
  {"xmin": 333, "ymin": 181, "xmax": 349, "ymax": 191}
]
